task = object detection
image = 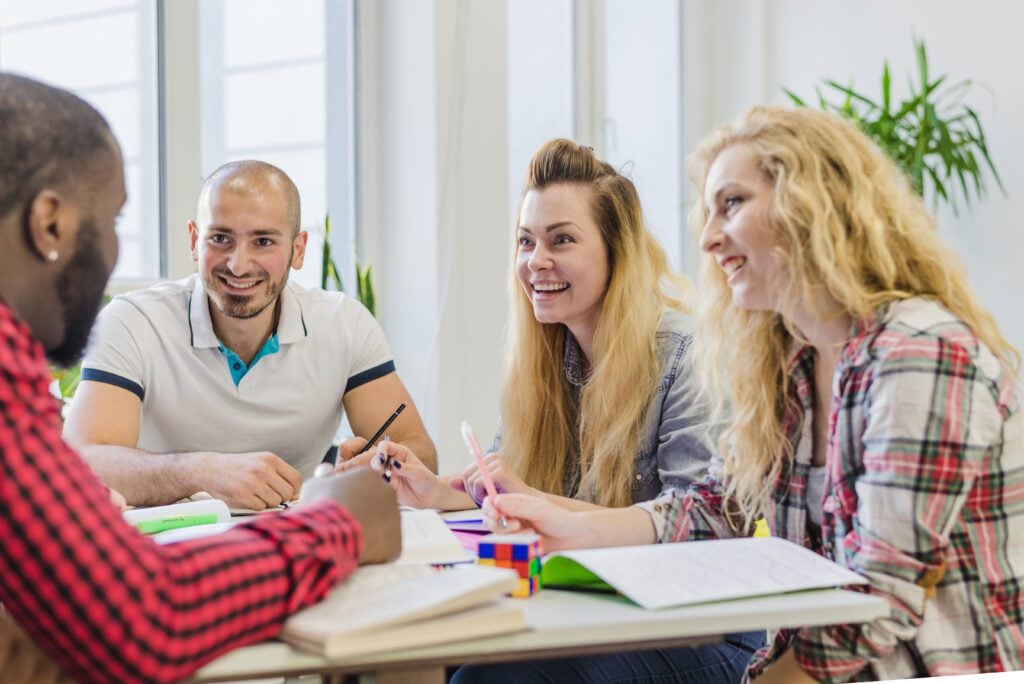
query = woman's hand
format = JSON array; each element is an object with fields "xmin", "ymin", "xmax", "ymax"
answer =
[
  {"xmin": 482, "ymin": 493, "xmax": 658, "ymax": 552},
  {"xmin": 342, "ymin": 441, "xmax": 473, "ymax": 511},
  {"xmin": 453, "ymin": 452, "xmax": 536, "ymax": 504},
  {"xmin": 481, "ymin": 493, "xmax": 593, "ymax": 552}
]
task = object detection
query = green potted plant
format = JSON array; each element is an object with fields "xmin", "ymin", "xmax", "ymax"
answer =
[
  {"xmin": 785, "ymin": 38, "xmax": 1004, "ymax": 213},
  {"xmin": 321, "ymin": 214, "xmax": 377, "ymax": 316}
]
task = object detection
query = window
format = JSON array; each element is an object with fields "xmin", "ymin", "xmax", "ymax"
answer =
[
  {"xmin": 0, "ymin": 0, "xmax": 355, "ymax": 288},
  {"xmin": 198, "ymin": 0, "xmax": 355, "ymax": 290},
  {"xmin": 505, "ymin": 0, "xmax": 684, "ymax": 267},
  {"xmin": 0, "ymin": 0, "xmax": 160, "ymax": 280},
  {"xmin": 506, "ymin": 0, "xmax": 574, "ymax": 217},
  {"xmin": 602, "ymin": 0, "xmax": 683, "ymax": 268}
]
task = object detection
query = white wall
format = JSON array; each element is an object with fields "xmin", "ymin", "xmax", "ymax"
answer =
[
  {"xmin": 682, "ymin": 0, "xmax": 1024, "ymax": 355},
  {"xmin": 360, "ymin": 0, "xmax": 508, "ymax": 473},
  {"xmin": 362, "ymin": 0, "xmax": 1024, "ymax": 472}
]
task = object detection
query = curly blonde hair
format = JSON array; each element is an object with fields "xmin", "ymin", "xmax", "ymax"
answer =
[
  {"xmin": 501, "ymin": 139, "xmax": 691, "ymax": 507},
  {"xmin": 688, "ymin": 106, "xmax": 1019, "ymax": 525}
]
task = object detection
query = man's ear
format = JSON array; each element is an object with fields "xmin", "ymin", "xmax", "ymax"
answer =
[
  {"xmin": 290, "ymin": 230, "xmax": 309, "ymax": 269},
  {"xmin": 26, "ymin": 189, "xmax": 78, "ymax": 264},
  {"xmin": 188, "ymin": 220, "xmax": 200, "ymax": 261}
]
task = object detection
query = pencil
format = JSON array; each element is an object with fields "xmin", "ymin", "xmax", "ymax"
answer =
[
  {"xmin": 460, "ymin": 421, "xmax": 507, "ymax": 528},
  {"xmin": 364, "ymin": 403, "xmax": 405, "ymax": 452},
  {"xmin": 320, "ymin": 402, "xmax": 406, "ymax": 466}
]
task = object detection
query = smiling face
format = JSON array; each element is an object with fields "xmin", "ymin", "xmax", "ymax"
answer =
[
  {"xmin": 699, "ymin": 144, "xmax": 788, "ymax": 312},
  {"xmin": 189, "ymin": 185, "xmax": 306, "ymax": 321},
  {"xmin": 516, "ymin": 183, "xmax": 610, "ymax": 341}
]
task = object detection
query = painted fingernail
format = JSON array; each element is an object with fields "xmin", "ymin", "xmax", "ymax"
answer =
[
  {"xmin": 383, "ymin": 473, "xmax": 391, "ymax": 483},
  {"xmin": 378, "ymin": 454, "xmax": 385, "ymax": 464},
  {"xmin": 392, "ymin": 461, "xmax": 402, "ymax": 470}
]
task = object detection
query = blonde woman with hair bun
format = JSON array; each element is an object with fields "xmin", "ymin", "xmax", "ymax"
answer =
[
  {"xmin": 480, "ymin": 107, "xmax": 1024, "ymax": 683},
  {"xmin": 346, "ymin": 139, "xmax": 763, "ymax": 682}
]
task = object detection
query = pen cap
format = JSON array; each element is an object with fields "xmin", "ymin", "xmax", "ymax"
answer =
[{"xmin": 460, "ymin": 420, "xmax": 483, "ymax": 457}]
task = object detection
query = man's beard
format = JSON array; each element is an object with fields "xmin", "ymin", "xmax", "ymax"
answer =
[
  {"xmin": 47, "ymin": 219, "xmax": 110, "ymax": 367},
  {"xmin": 203, "ymin": 265, "xmax": 287, "ymax": 320}
]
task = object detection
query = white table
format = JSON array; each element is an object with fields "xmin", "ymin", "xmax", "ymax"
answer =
[{"xmin": 191, "ymin": 586, "xmax": 888, "ymax": 683}]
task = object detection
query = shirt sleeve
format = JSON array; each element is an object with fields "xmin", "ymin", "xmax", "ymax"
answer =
[
  {"xmin": 80, "ymin": 296, "xmax": 148, "ymax": 399},
  {"xmin": 342, "ymin": 298, "xmax": 395, "ymax": 393},
  {"xmin": 653, "ymin": 334, "xmax": 726, "ymax": 492},
  {"xmin": 790, "ymin": 335, "xmax": 1004, "ymax": 683},
  {"xmin": 635, "ymin": 463, "xmax": 743, "ymax": 543},
  {"xmin": 0, "ymin": 368, "xmax": 363, "ymax": 683}
]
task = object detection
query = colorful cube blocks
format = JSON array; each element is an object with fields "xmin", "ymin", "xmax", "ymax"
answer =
[
  {"xmin": 513, "ymin": 575, "xmax": 542, "ymax": 598},
  {"xmin": 476, "ymin": 533, "xmax": 543, "ymax": 597}
]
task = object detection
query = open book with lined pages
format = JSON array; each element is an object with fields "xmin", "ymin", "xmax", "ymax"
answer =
[
  {"xmin": 281, "ymin": 563, "xmax": 526, "ymax": 658},
  {"xmin": 541, "ymin": 537, "xmax": 868, "ymax": 609}
]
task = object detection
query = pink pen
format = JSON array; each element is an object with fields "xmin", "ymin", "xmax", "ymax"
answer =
[{"xmin": 460, "ymin": 421, "xmax": 507, "ymax": 528}]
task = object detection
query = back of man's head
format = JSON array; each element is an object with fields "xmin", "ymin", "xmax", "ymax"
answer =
[
  {"xmin": 0, "ymin": 73, "xmax": 113, "ymax": 223},
  {"xmin": 197, "ymin": 160, "xmax": 302, "ymax": 235}
]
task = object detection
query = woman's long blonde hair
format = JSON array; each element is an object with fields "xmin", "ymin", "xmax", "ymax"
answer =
[
  {"xmin": 501, "ymin": 139, "xmax": 691, "ymax": 507},
  {"xmin": 689, "ymin": 106, "xmax": 1019, "ymax": 526}
]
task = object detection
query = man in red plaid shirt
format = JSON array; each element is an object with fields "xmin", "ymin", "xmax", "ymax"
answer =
[{"xmin": 0, "ymin": 72, "xmax": 401, "ymax": 683}]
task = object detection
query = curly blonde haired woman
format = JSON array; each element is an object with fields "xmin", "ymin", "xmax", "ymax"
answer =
[{"xmin": 482, "ymin": 107, "xmax": 1024, "ymax": 683}]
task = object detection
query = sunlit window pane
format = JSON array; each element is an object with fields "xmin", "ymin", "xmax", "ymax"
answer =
[
  {"xmin": 604, "ymin": 0, "xmax": 683, "ymax": 268},
  {"xmin": 506, "ymin": 0, "xmax": 574, "ymax": 215},
  {"xmin": 199, "ymin": 0, "xmax": 348, "ymax": 290},
  {"xmin": 0, "ymin": 0, "xmax": 160, "ymax": 279}
]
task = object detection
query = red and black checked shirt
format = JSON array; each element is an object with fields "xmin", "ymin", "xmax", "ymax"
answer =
[
  {"xmin": 0, "ymin": 300, "xmax": 363, "ymax": 683},
  {"xmin": 644, "ymin": 298, "xmax": 1024, "ymax": 682}
]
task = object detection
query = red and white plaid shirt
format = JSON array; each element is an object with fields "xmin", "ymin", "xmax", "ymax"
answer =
[
  {"xmin": 0, "ymin": 300, "xmax": 363, "ymax": 683},
  {"xmin": 644, "ymin": 298, "xmax": 1024, "ymax": 682}
]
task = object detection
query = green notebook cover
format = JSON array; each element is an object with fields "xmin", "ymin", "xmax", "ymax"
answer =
[{"xmin": 539, "ymin": 555, "xmax": 615, "ymax": 593}]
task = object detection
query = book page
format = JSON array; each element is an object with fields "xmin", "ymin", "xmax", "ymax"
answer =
[
  {"xmin": 283, "ymin": 564, "xmax": 519, "ymax": 643},
  {"xmin": 548, "ymin": 537, "xmax": 867, "ymax": 610},
  {"xmin": 396, "ymin": 509, "xmax": 475, "ymax": 565},
  {"xmin": 286, "ymin": 599, "xmax": 525, "ymax": 659}
]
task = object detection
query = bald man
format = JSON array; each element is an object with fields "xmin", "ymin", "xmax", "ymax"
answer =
[{"xmin": 65, "ymin": 161, "xmax": 436, "ymax": 508}]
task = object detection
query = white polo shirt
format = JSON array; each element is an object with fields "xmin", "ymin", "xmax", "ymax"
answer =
[{"xmin": 81, "ymin": 274, "xmax": 394, "ymax": 477}]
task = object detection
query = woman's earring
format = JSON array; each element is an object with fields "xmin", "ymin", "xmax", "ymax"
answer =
[{"xmin": 47, "ymin": 250, "xmax": 59, "ymax": 262}]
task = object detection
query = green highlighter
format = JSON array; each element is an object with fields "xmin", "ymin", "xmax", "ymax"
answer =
[{"xmin": 134, "ymin": 514, "xmax": 220, "ymax": 535}]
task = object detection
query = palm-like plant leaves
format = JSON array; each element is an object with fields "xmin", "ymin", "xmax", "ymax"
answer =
[
  {"xmin": 321, "ymin": 214, "xmax": 377, "ymax": 316},
  {"xmin": 785, "ymin": 38, "xmax": 1003, "ymax": 213}
]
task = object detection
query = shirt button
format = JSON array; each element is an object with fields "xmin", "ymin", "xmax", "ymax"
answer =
[
  {"xmin": 233, "ymin": 363, "xmax": 241, "ymax": 370},
  {"xmin": 635, "ymin": 474, "xmax": 643, "ymax": 481}
]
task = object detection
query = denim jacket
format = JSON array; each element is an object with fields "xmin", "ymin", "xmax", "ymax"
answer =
[{"xmin": 492, "ymin": 309, "xmax": 718, "ymax": 503}]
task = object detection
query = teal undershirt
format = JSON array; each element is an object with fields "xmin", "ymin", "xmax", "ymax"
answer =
[{"xmin": 218, "ymin": 334, "xmax": 280, "ymax": 385}]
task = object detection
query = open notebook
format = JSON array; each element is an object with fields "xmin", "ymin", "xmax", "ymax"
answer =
[
  {"xmin": 281, "ymin": 564, "xmax": 525, "ymax": 658},
  {"xmin": 396, "ymin": 508, "xmax": 475, "ymax": 565},
  {"xmin": 541, "ymin": 537, "xmax": 868, "ymax": 610}
]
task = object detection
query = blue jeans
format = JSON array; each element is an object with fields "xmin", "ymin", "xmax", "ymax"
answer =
[{"xmin": 449, "ymin": 631, "xmax": 765, "ymax": 684}]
